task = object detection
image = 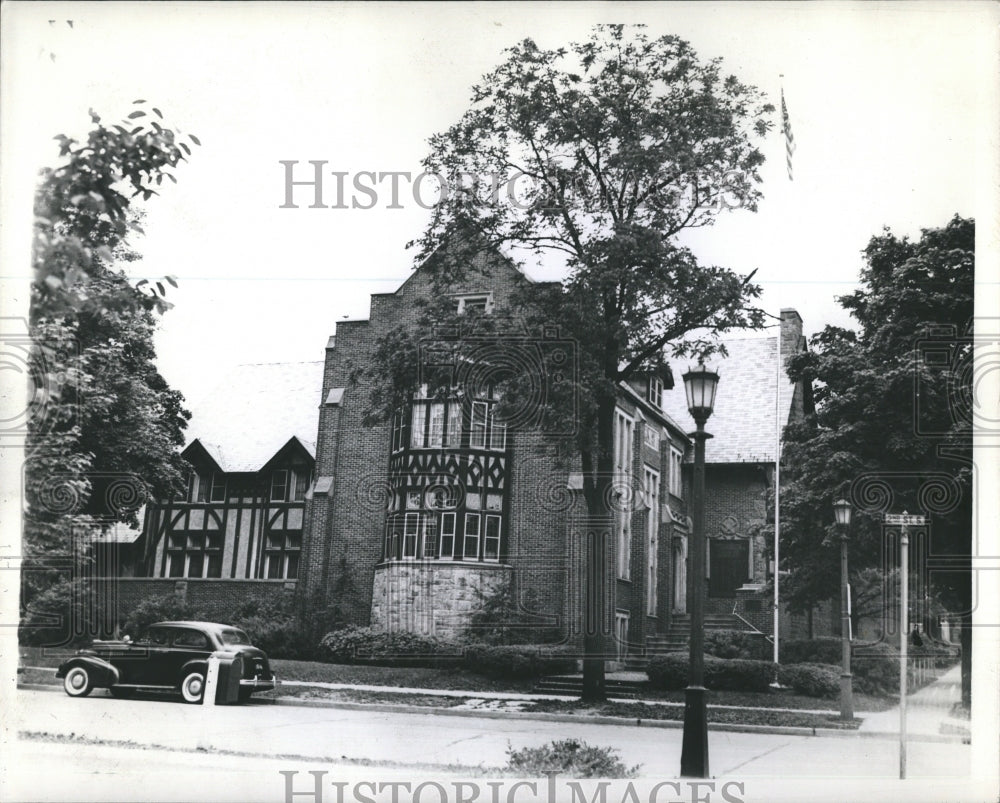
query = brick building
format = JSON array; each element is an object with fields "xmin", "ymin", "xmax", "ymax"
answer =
[{"xmin": 299, "ymin": 245, "xmax": 697, "ymax": 656}]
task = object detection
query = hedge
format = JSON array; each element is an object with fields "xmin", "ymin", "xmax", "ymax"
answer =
[
  {"xmin": 703, "ymin": 629, "xmax": 771, "ymax": 661},
  {"xmin": 319, "ymin": 628, "xmax": 578, "ymax": 678},
  {"xmin": 777, "ymin": 662, "xmax": 841, "ymax": 698},
  {"xmin": 319, "ymin": 626, "xmax": 462, "ymax": 668},
  {"xmin": 462, "ymin": 644, "xmax": 578, "ymax": 679},
  {"xmin": 783, "ymin": 637, "xmax": 959, "ymax": 696},
  {"xmin": 647, "ymin": 654, "xmax": 773, "ymax": 692},
  {"xmin": 781, "ymin": 637, "xmax": 842, "ymax": 666}
]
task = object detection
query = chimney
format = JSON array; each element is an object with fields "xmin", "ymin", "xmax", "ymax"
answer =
[{"xmin": 780, "ymin": 308, "xmax": 803, "ymax": 359}]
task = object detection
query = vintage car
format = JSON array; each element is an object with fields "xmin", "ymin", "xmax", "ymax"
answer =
[{"xmin": 55, "ymin": 621, "xmax": 276, "ymax": 703}]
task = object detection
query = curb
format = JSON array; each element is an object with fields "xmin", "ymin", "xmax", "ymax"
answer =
[{"xmin": 17, "ymin": 683, "xmax": 970, "ymax": 744}]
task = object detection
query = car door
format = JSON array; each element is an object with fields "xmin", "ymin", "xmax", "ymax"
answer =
[
  {"xmin": 166, "ymin": 627, "xmax": 213, "ymax": 686},
  {"xmin": 122, "ymin": 626, "xmax": 171, "ymax": 685}
]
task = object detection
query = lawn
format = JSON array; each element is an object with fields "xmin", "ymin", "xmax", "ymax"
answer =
[
  {"xmin": 21, "ymin": 648, "xmax": 893, "ymax": 713},
  {"xmin": 270, "ymin": 658, "xmax": 536, "ymax": 692}
]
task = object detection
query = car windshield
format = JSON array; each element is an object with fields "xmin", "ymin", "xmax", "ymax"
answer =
[{"xmin": 218, "ymin": 628, "xmax": 251, "ymax": 646}]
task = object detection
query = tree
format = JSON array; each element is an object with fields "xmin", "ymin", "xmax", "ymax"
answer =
[
  {"xmin": 781, "ymin": 214, "xmax": 974, "ymax": 703},
  {"xmin": 360, "ymin": 25, "xmax": 774, "ymax": 700},
  {"xmin": 23, "ymin": 103, "xmax": 199, "ymax": 619}
]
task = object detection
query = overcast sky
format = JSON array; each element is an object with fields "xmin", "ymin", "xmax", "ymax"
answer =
[{"xmin": 2, "ymin": 1, "xmax": 997, "ymax": 411}]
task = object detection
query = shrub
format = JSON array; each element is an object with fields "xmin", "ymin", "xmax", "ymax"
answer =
[
  {"xmin": 319, "ymin": 626, "xmax": 461, "ymax": 668},
  {"xmin": 466, "ymin": 584, "xmax": 561, "ymax": 646},
  {"xmin": 851, "ymin": 641, "xmax": 900, "ymax": 695},
  {"xmin": 704, "ymin": 629, "xmax": 770, "ymax": 660},
  {"xmin": 462, "ymin": 644, "xmax": 578, "ymax": 679},
  {"xmin": 778, "ymin": 663, "xmax": 840, "ymax": 698},
  {"xmin": 227, "ymin": 596, "xmax": 316, "ymax": 660},
  {"xmin": 505, "ymin": 739, "xmax": 639, "ymax": 778},
  {"xmin": 121, "ymin": 594, "xmax": 207, "ymax": 637},
  {"xmin": 646, "ymin": 654, "xmax": 774, "ymax": 692},
  {"xmin": 781, "ymin": 637, "xmax": 841, "ymax": 666},
  {"xmin": 646, "ymin": 654, "xmax": 688, "ymax": 690},
  {"xmin": 709, "ymin": 657, "xmax": 774, "ymax": 692}
]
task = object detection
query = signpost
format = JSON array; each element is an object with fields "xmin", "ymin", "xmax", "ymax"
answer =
[{"xmin": 884, "ymin": 511, "xmax": 926, "ymax": 780}]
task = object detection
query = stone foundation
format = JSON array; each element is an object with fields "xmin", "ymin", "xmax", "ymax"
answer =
[{"xmin": 370, "ymin": 562, "xmax": 512, "ymax": 639}]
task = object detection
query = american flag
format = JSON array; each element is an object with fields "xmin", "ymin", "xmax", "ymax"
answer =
[{"xmin": 781, "ymin": 88, "xmax": 795, "ymax": 181}]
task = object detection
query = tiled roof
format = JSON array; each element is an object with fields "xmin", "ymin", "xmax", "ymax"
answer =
[
  {"xmin": 183, "ymin": 361, "xmax": 324, "ymax": 473},
  {"xmin": 660, "ymin": 336, "xmax": 796, "ymax": 464}
]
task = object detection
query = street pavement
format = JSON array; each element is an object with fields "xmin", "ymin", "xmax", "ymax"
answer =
[{"xmin": 5, "ymin": 687, "xmax": 992, "ymax": 803}]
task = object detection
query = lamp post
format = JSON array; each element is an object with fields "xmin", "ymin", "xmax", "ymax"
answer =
[
  {"xmin": 833, "ymin": 498, "xmax": 854, "ymax": 721},
  {"xmin": 680, "ymin": 361, "xmax": 719, "ymax": 778}
]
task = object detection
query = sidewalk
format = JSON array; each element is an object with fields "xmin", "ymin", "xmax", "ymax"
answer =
[{"xmin": 858, "ymin": 664, "xmax": 969, "ymax": 740}]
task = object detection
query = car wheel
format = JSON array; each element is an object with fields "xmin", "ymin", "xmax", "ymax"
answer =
[
  {"xmin": 63, "ymin": 666, "xmax": 93, "ymax": 698},
  {"xmin": 180, "ymin": 671, "xmax": 206, "ymax": 704},
  {"xmin": 108, "ymin": 687, "xmax": 135, "ymax": 699}
]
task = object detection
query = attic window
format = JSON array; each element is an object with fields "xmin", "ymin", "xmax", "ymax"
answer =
[
  {"xmin": 270, "ymin": 470, "xmax": 288, "ymax": 502},
  {"xmin": 456, "ymin": 294, "xmax": 493, "ymax": 315},
  {"xmin": 647, "ymin": 376, "xmax": 664, "ymax": 410}
]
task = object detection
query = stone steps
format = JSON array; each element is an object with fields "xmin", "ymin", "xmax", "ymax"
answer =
[{"xmin": 532, "ymin": 675, "xmax": 644, "ymax": 699}]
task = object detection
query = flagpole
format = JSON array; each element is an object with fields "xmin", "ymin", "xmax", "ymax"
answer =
[{"xmin": 773, "ymin": 313, "xmax": 781, "ymax": 674}]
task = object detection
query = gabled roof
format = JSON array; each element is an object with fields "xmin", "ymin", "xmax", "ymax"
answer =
[
  {"xmin": 660, "ymin": 335, "xmax": 796, "ymax": 464},
  {"xmin": 182, "ymin": 361, "xmax": 323, "ymax": 473}
]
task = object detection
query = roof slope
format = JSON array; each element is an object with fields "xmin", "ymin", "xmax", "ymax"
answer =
[
  {"xmin": 660, "ymin": 336, "xmax": 796, "ymax": 464},
  {"xmin": 183, "ymin": 361, "xmax": 324, "ymax": 472}
]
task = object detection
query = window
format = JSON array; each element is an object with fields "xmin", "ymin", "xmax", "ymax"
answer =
[
  {"xmin": 428, "ymin": 402, "xmax": 445, "ymax": 447},
  {"xmin": 614, "ymin": 410, "xmax": 634, "ymax": 580},
  {"xmin": 293, "ymin": 470, "xmax": 310, "ymax": 501},
  {"xmin": 195, "ymin": 473, "xmax": 209, "ymax": 503},
  {"xmin": 400, "ymin": 398, "xmax": 505, "ymax": 452},
  {"xmin": 439, "ymin": 513, "xmax": 455, "ymax": 558},
  {"xmin": 264, "ymin": 531, "xmax": 301, "ymax": 579},
  {"xmin": 166, "ymin": 530, "xmax": 223, "ymax": 578},
  {"xmin": 645, "ymin": 467, "xmax": 660, "ymax": 615},
  {"xmin": 484, "ymin": 515, "xmax": 501, "ymax": 561},
  {"xmin": 410, "ymin": 402, "xmax": 427, "ymax": 448},
  {"xmin": 172, "ymin": 629, "xmax": 210, "ymax": 649},
  {"xmin": 391, "ymin": 411, "xmax": 405, "ymax": 452},
  {"xmin": 403, "ymin": 513, "xmax": 420, "ymax": 559},
  {"xmin": 445, "ymin": 403, "xmax": 462, "ymax": 447},
  {"xmin": 647, "ymin": 376, "xmax": 664, "ymax": 409},
  {"xmin": 456, "ymin": 294, "xmax": 493, "ymax": 315},
  {"xmin": 270, "ymin": 470, "xmax": 288, "ymax": 502},
  {"xmin": 210, "ymin": 473, "xmax": 226, "ymax": 503},
  {"xmin": 669, "ymin": 447, "xmax": 683, "ymax": 497},
  {"xmin": 463, "ymin": 513, "xmax": 480, "ymax": 560},
  {"xmin": 422, "ymin": 516, "xmax": 438, "ymax": 558},
  {"xmin": 488, "ymin": 406, "xmax": 506, "ymax": 450},
  {"xmin": 470, "ymin": 401, "xmax": 488, "ymax": 448}
]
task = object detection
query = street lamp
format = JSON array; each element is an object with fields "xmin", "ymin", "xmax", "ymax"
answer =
[
  {"xmin": 833, "ymin": 498, "xmax": 854, "ymax": 721},
  {"xmin": 680, "ymin": 361, "xmax": 719, "ymax": 778}
]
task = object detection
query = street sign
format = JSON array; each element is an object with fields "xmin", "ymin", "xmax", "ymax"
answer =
[{"xmin": 884, "ymin": 513, "xmax": 926, "ymax": 525}]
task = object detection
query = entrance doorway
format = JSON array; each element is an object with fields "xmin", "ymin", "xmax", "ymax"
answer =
[{"xmin": 709, "ymin": 539, "xmax": 749, "ymax": 598}]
